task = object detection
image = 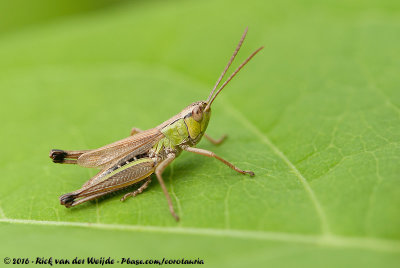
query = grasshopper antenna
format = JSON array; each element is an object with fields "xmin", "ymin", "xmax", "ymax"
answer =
[
  {"xmin": 205, "ymin": 45, "xmax": 264, "ymax": 111},
  {"xmin": 206, "ymin": 27, "xmax": 248, "ymax": 104}
]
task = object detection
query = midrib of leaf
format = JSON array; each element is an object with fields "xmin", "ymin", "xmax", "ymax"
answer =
[{"xmin": 0, "ymin": 218, "xmax": 399, "ymax": 253}]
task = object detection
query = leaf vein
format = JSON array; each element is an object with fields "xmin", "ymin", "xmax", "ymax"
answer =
[
  {"xmin": 0, "ymin": 203, "xmax": 6, "ymax": 219},
  {"xmin": 224, "ymin": 185, "xmax": 233, "ymax": 229},
  {"xmin": 221, "ymin": 100, "xmax": 331, "ymax": 235}
]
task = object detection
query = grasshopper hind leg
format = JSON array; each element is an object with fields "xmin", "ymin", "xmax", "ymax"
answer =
[
  {"xmin": 49, "ymin": 149, "xmax": 91, "ymax": 164},
  {"xmin": 60, "ymin": 190, "xmax": 115, "ymax": 208},
  {"xmin": 120, "ymin": 177, "xmax": 152, "ymax": 201}
]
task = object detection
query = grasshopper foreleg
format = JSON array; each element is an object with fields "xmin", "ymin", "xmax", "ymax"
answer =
[
  {"xmin": 155, "ymin": 153, "xmax": 180, "ymax": 221},
  {"xmin": 49, "ymin": 149, "xmax": 91, "ymax": 164},
  {"xmin": 120, "ymin": 177, "xmax": 152, "ymax": 201},
  {"xmin": 181, "ymin": 146, "xmax": 255, "ymax": 176},
  {"xmin": 204, "ymin": 133, "xmax": 227, "ymax": 145}
]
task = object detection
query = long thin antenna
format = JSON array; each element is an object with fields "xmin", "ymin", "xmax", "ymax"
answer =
[
  {"xmin": 206, "ymin": 27, "xmax": 248, "ymax": 103},
  {"xmin": 205, "ymin": 46, "xmax": 264, "ymax": 111}
]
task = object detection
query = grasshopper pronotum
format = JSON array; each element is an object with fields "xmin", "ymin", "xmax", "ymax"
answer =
[{"xmin": 50, "ymin": 28, "xmax": 263, "ymax": 221}]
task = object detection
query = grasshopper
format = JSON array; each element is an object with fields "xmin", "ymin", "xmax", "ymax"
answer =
[{"xmin": 49, "ymin": 28, "xmax": 263, "ymax": 221}]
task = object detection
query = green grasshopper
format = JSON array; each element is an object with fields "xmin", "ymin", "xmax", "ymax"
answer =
[{"xmin": 50, "ymin": 28, "xmax": 263, "ymax": 221}]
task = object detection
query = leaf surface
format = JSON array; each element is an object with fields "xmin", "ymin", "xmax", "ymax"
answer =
[{"xmin": 0, "ymin": 0, "xmax": 399, "ymax": 266}]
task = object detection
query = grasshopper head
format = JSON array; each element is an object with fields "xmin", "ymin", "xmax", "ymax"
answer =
[{"xmin": 183, "ymin": 101, "xmax": 211, "ymax": 143}]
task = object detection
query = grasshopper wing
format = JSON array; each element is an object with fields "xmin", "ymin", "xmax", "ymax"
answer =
[
  {"xmin": 77, "ymin": 128, "xmax": 163, "ymax": 168},
  {"xmin": 60, "ymin": 158, "xmax": 155, "ymax": 207}
]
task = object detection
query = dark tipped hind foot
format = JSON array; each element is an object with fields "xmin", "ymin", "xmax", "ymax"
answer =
[
  {"xmin": 50, "ymin": 149, "xmax": 67, "ymax": 163},
  {"xmin": 59, "ymin": 193, "xmax": 77, "ymax": 208},
  {"xmin": 49, "ymin": 149, "xmax": 88, "ymax": 164}
]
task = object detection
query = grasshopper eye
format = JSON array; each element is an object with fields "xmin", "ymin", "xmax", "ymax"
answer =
[{"xmin": 192, "ymin": 106, "xmax": 203, "ymax": 122}]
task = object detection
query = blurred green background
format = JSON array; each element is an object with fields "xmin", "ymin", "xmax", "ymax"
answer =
[{"xmin": 0, "ymin": 0, "xmax": 399, "ymax": 267}]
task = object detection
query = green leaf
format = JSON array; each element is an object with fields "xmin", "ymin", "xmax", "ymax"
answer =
[
  {"xmin": 0, "ymin": 0, "xmax": 127, "ymax": 34},
  {"xmin": 1, "ymin": 0, "xmax": 399, "ymax": 267}
]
